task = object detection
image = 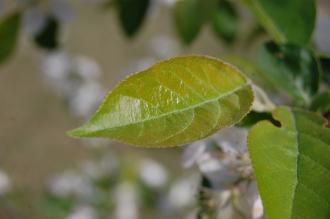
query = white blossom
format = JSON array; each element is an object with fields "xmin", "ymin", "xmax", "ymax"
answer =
[
  {"xmin": 114, "ymin": 183, "xmax": 138, "ymax": 219},
  {"xmin": 70, "ymin": 81, "xmax": 104, "ymax": 117},
  {"xmin": 74, "ymin": 56, "xmax": 101, "ymax": 80},
  {"xmin": 167, "ymin": 176, "xmax": 197, "ymax": 209},
  {"xmin": 41, "ymin": 51, "xmax": 105, "ymax": 118},
  {"xmin": 183, "ymin": 127, "xmax": 251, "ymax": 190},
  {"xmin": 139, "ymin": 159, "xmax": 168, "ymax": 189},
  {"xmin": 213, "ymin": 127, "xmax": 248, "ymax": 156},
  {"xmin": 182, "ymin": 140, "xmax": 208, "ymax": 168},
  {"xmin": 66, "ymin": 205, "xmax": 96, "ymax": 219},
  {"xmin": 81, "ymin": 154, "xmax": 118, "ymax": 180},
  {"xmin": 252, "ymin": 196, "xmax": 264, "ymax": 219},
  {"xmin": 49, "ymin": 170, "xmax": 95, "ymax": 201}
]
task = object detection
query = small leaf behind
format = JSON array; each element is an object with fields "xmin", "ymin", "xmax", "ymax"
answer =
[
  {"xmin": 256, "ymin": 41, "xmax": 320, "ymax": 105},
  {"xmin": 248, "ymin": 107, "xmax": 330, "ymax": 219},
  {"xmin": 68, "ymin": 56, "xmax": 253, "ymax": 147},
  {"xmin": 116, "ymin": 0, "xmax": 150, "ymax": 37},
  {"xmin": 311, "ymin": 91, "xmax": 330, "ymax": 113},
  {"xmin": 243, "ymin": 0, "xmax": 316, "ymax": 45},
  {"xmin": 34, "ymin": 16, "xmax": 59, "ymax": 50},
  {"xmin": 0, "ymin": 11, "xmax": 21, "ymax": 64},
  {"xmin": 173, "ymin": 0, "xmax": 205, "ymax": 45},
  {"xmin": 211, "ymin": 0, "xmax": 239, "ymax": 43}
]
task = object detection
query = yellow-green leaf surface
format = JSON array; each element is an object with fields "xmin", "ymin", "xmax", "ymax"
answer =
[
  {"xmin": 68, "ymin": 56, "xmax": 253, "ymax": 147},
  {"xmin": 248, "ymin": 107, "xmax": 330, "ymax": 219}
]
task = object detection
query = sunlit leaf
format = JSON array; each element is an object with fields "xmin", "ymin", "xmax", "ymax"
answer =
[
  {"xmin": 68, "ymin": 56, "xmax": 253, "ymax": 147},
  {"xmin": 173, "ymin": 0, "xmax": 205, "ymax": 45},
  {"xmin": 248, "ymin": 106, "xmax": 330, "ymax": 219},
  {"xmin": 256, "ymin": 42, "xmax": 320, "ymax": 105},
  {"xmin": 0, "ymin": 11, "xmax": 21, "ymax": 64},
  {"xmin": 34, "ymin": 16, "xmax": 59, "ymax": 50},
  {"xmin": 211, "ymin": 0, "xmax": 239, "ymax": 43},
  {"xmin": 116, "ymin": 0, "xmax": 150, "ymax": 37},
  {"xmin": 242, "ymin": 0, "xmax": 316, "ymax": 45}
]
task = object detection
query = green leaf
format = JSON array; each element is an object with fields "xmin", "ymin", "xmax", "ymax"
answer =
[
  {"xmin": 173, "ymin": 0, "xmax": 205, "ymax": 45},
  {"xmin": 211, "ymin": 0, "xmax": 239, "ymax": 43},
  {"xmin": 34, "ymin": 16, "xmax": 59, "ymax": 50},
  {"xmin": 0, "ymin": 11, "xmax": 21, "ymax": 64},
  {"xmin": 244, "ymin": 24, "xmax": 266, "ymax": 47},
  {"xmin": 228, "ymin": 55, "xmax": 275, "ymax": 90},
  {"xmin": 116, "ymin": 0, "xmax": 150, "ymax": 37},
  {"xmin": 242, "ymin": 0, "xmax": 316, "ymax": 45},
  {"xmin": 256, "ymin": 41, "xmax": 320, "ymax": 105},
  {"xmin": 248, "ymin": 107, "xmax": 330, "ymax": 219},
  {"xmin": 68, "ymin": 56, "xmax": 253, "ymax": 147},
  {"xmin": 238, "ymin": 110, "xmax": 275, "ymax": 128},
  {"xmin": 311, "ymin": 91, "xmax": 330, "ymax": 113},
  {"xmin": 320, "ymin": 56, "xmax": 330, "ymax": 86}
]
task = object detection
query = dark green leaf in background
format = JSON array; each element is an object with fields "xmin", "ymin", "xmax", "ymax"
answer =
[
  {"xmin": 68, "ymin": 56, "xmax": 253, "ymax": 147},
  {"xmin": 320, "ymin": 56, "xmax": 330, "ymax": 86},
  {"xmin": 34, "ymin": 16, "xmax": 59, "ymax": 50},
  {"xmin": 0, "ymin": 11, "xmax": 21, "ymax": 64},
  {"xmin": 311, "ymin": 91, "xmax": 330, "ymax": 114},
  {"xmin": 116, "ymin": 0, "xmax": 150, "ymax": 37},
  {"xmin": 211, "ymin": 0, "xmax": 239, "ymax": 43},
  {"xmin": 173, "ymin": 0, "xmax": 205, "ymax": 45},
  {"xmin": 243, "ymin": 0, "xmax": 316, "ymax": 45},
  {"xmin": 256, "ymin": 42, "xmax": 320, "ymax": 105},
  {"xmin": 239, "ymin": 110, "xmax": 275, "ymax": 127},
  {"xmin": 249, "ymin": 107, "xmax": 330, "ymax": 219}
]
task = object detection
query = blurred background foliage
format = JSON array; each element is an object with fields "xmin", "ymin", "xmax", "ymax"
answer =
[{"xmin": 0, "ymin": 0, "xmax": 329, "ymax": 219}]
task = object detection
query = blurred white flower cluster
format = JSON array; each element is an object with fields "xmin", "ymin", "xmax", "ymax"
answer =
[
  {"xmin": 44, "ymin": 151, "xmax": 197, "ymax": 219},
  {"xmin": 41, "ymin": 51, "xmax": 105, "ymax": 118},
  {"xmin": 182, "ymin": 127, "xmax": 264, "ymax": 219}
]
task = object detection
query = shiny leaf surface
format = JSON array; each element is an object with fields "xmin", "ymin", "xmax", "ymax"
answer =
[
  {"xmin": 68, "ymin": 56, "xmax": 253, "ymax": 147},
  {"xmin": 249, "ymin": 107, "xmax": 330, "ymax": 219}
]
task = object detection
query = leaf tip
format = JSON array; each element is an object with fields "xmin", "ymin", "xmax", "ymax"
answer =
[{"xmin": 66, "ymin": 127, "xmax": 87, "ymax": 138}]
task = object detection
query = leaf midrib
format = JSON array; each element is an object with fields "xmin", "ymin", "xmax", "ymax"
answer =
[
  {"xmin": 288, "ymin": 110, "xmax": 300, "ymax": 219},
  {"xmin": 290, "ymin": 112, "xmax": 330, "ymax": 218},
  {"xmin": 92, "ymin": 83, "xmax": 250, "ymax": 131}
]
